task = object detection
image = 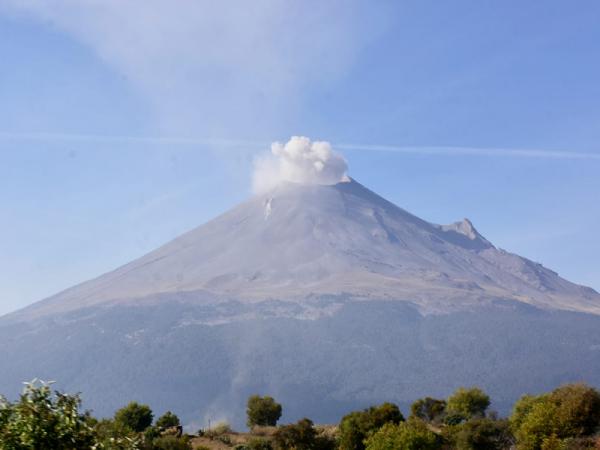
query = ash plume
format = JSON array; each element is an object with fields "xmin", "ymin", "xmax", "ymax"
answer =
[{"xmin": 252, "ymin": 136, "xmax": 349, "ymax": 193}]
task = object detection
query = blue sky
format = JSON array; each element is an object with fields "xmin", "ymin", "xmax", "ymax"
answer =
[{"xmin": 0, "ymin": 1, "xmax": 599, "ymax": 315}]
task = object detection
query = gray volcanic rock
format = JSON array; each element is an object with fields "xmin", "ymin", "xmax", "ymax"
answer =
[
  {"xmin": 1, "ymin": 179, "xmax": 599, "ymax": 426},
  {"xmin": 9, "ymin": 179, "xmax": 599, "ymax": 322}
]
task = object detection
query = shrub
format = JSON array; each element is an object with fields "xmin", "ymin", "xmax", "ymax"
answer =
[
  {"xmin": 93, "ymin": 418, "xmax": 142, "ymax": 449},
  {"xmin": 273, "ymin": 418, "xmax": 317, "ymax": 450},
  {"xmin": 550, "ymin": 383, "xmax": 600, "ymax": 437},
  {"xmin": 272, "ymin": 418, "xmax": 335, "ymax": 450},
  {"xmin": 247, "ymin": 395, "xmax": 283, "ymax": 428},
  {"xmin": 0, "ymin": 379, "xmax": 96, "ymax": 450},
  {"xmin": 156, "ymin": 411, "xmax": 180, "ymax": 429},
  {"xmin": 114, "ymin": 401, "xmax": 154, "ymax": 432},
  {"xmin": 339, "ymin": 402, "xmax": 404, "ymax": 450},
  {"xmin": 365, "ymin": 419, "xmax": 440, "ymax": 450},
  {"xmin": 410, "ymin": 397, "xmax": 446, "ymax": 424},
  {"xmin": 144, "ymin": 425, "xmax": 162, "ymax": 440},
  {"xmin": 446, "ymin": 387, "xmax": 490, "ymax": 422},
  {"xmin": 451, "ymin": 418, "xmax": 514, "ymax": 450},
  {"xmin": 247, "ymin": 437, "xmax": 274, "ymax": 450},
  {"xmin": 540, "ymin": 434, "xmax": 566, "ymax": 450},
  {"xmin": 205, "ymin": 421, "xmax": 232, "ymax": 438},
  {"xmin": 511, "ymin": 383, "xmax": 600, "ymax": 450},
  {"xmin": 510, "ymin": 395, "xmax": 544, "ymax": 432},
  {"xmin": 150, "ymin": 435, "xmax": 192, "ymax": 450}
]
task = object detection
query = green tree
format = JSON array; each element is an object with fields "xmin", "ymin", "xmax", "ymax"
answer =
[
  {"xmin": 0, "ymin": 379, "xmax": 96, "ymax": 450},
  {"xmin": 246, "ymin": 395, "xmax": 282, "ymax": 428},
  {"xmin": 114, "ymin": 401, "xmax": 154, "ymax": 433},
  {"xmin": 409, "ymin": 397, "xmax": 446, "ymax": 423},
  {"xmin": 550, "ymin": 383, "xmax": 600, "ymax": 437},
  {"xmin": 156, "ymin": 411, "xmax": 180, "ymax": 429},
  {"xmin": 510, "ymin": 395, "xmax": 545, "ymax": 433},
  {"xmin": 446, "ymin": 387, "xmax": 490, "ymax": 422},
  {"xmin": 513, "ymin": 397, "xmax": 557, "ymax": 450},
  {"xmin": 365, "ymin": 420, "xmax": 440, "ymax": 450},
  {"xmin": 511, "ymin": 383, "xmax": 600, "ymax": 450},
  {"xmin": 339, "ymin": 403, "xmax": 405, "ymax": 450}
]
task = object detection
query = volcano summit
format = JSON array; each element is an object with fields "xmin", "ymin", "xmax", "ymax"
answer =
[
  {"xmin": 9, "ymin": 178, "xmax": 600, "ymax": 322},
  {"xmin": 1, "ymin": 142, "xmax": 600, "ymax": 426}
]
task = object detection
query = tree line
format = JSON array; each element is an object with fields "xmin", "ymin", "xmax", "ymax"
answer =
[{"xmin": 1, "ymin": 380, "xmax": 600, "ymax": 449}]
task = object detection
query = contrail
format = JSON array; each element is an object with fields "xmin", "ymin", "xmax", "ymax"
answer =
[
  {"xmin": 337, "ymin": 143, "xmax": 600, "ymax": 160},
  {"xmin": 1, "ymin": 131, "xmax": 598, "ymax": 160}
]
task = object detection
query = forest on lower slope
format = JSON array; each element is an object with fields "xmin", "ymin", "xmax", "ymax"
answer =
[{"xmin": 1, "ymin": 380, "xmax": 599, "ymax": 450}]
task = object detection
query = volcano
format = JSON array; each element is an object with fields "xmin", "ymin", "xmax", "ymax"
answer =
[{"xmin": 1, "ymin": 179, "xmax": 599, "ymax": 426}]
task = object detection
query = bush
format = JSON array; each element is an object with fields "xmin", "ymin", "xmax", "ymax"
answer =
[
  {"xmin": 365, "ymin": 419, "xmax": 440, "ymax": 450},
  {"xmin": 540, "ymin": 434, "xmax": 566, "ymax": 450},
  {"xmin": 446, "ymin": 387, "xmax": 490, "ymax": 422},
  {"xmin": 451, "ymin": 418, "xmax": 514, "ymax": 450},
  {"xmin": 273, "ymin": 418, "xmax": 317, "ymax": 450},
  {"xmin": 0, "ymin": 379, "xmax": 96, "ymax": 450},
  {"xmin": 247, "ymin": 395, "xmax": 283, "ymax": 428},
  {"xmin": 511, "ymin": 383, "xmax": 600, "ymax": 450},
  {"xmin": 150, "ymin": 435, "xmax": 192, "ymax": 450},
  {"xmin": 550, "ymin": 383, "xmax": 600, "ymax": 437},
  {"xmin": 205, "ymin": 421, "xmax": 232, "ymax": 438},
  {"xmin": 93, "ymin": 417, "xmax": 142, "ymax": 449},
  {"xmin": 339, "ymin": 402, "xmax": 404, "ymax": 450},
  {"xmin": 114, "ymin": 401, "xmax": 154, "ymax": 432},
  {"xmin": 313, "ymin": 434, "xmax": 339, "ymax": 450},
  {"xmin": 410, "ymin": 397, "xmax": 446, "ymax": 424},
  {"xmin": 272, "ymin": 418, "xmax": 335, "ymax": 450},
  {"xmin": 510, "ymin": 394, "xmax": 543, "ymax": 433},
  {"xmin": 247, "ymin": 437, "xmax": 274, "ymax": 450},
  {"xmin": 156, "ymin": 411, "xmax": 180, "ymax": 429},
  {"xmin": 144, "ymin": 425, "xmax": 162, "ymax": 441}
]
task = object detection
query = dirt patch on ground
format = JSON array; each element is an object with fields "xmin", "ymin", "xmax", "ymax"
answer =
[
  {"xmin": 190, "ymin": 425, "xmax": 338, "ymax": 449},
  {"xmin": 191, "ymin": 432, "xmax": 272, "ymax": 449}
]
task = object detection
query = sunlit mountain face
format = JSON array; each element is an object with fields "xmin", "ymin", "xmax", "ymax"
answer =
[{"xmin": 1, "ymin": 179, "xmax": 599, "ymax": 426}]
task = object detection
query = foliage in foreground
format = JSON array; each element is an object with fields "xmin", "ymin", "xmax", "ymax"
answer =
[
  {"xmin": 0, "ymin": 379, "xmax": 95, "ymax": 450},
  {"xmin": 509, "ymin": 383, "xmax": 600, "ymax": 450},
  {"xmin": 338, "ymin": 402, "xmax": 404, "ymax": 450},
  {"xmin": 1, "ymin": 380, "xmax": 600, "ymax": 449},
  {"xmin": 365, "ymin": 419, "xmax": 439, "ymax": 450}
]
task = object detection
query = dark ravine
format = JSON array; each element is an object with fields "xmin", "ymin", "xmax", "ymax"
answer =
[{"xmin": 1, "ymin": 179, "xmax": 599, "ymax": 427}]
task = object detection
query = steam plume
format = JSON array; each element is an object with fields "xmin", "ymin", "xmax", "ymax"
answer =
[{"xmin": 252, "ymin": 136, "xmax": 348, "ymax": 193}]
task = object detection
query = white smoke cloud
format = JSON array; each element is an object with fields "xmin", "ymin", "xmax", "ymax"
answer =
[{"xmin": 252, "ymin": 136, "xmax": 349, "ymax": 193}]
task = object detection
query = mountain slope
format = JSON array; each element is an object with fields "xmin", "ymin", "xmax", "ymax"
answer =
[
  {"xmin": 1, "ymin": 179, "xmax": 599, "ymax": 426},
  {"xmin": 11, "ymin": 178, "xmax": 599, "ymax": 322}
]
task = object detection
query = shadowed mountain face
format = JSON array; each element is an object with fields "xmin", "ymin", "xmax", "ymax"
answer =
[{"xmin": 1, "ymin": 179, "xmax": 599, "ymax": 426}]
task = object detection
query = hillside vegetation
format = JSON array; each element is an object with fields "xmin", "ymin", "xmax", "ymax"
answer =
[{"xmin": 1, "ymin": 380, "xmax": 600, "ymax": 449}]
